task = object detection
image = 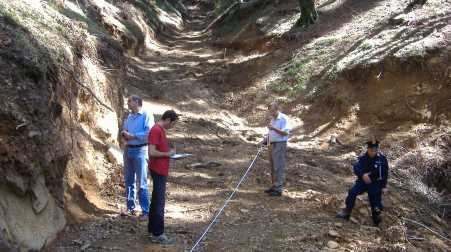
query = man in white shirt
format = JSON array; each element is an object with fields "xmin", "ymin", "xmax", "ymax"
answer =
[{"xmin": 261, "ymin": 101, "xmax": 291, "ymax": 196}]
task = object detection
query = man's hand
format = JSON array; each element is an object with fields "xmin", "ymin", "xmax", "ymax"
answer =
[
  {"xmin": 168, "ymin": 148, "xmax": 176, "ymax": 157},
  {"xmin": 268, "ymin": 124, "xmax": 288, "ymax": 136},
  {"xmin": 362, "ymin": 173, "xmax": 372, "ymax": 184},
  {"xmin": 121, "ymin": 130, "xmax": 134, "ymax": 141},
  {"xmin": 258, "ymin": 138, "xmax": 268, "ymax": 147},
  {"xmin": 382, "ymin": 188, "xmax": 388, "ymax": 194},
  {"xmin": 268, "ymin": 124, "xmax": 275, "ymax": 131}
]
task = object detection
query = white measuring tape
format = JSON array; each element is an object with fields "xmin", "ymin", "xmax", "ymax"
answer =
[{"xmin": 189, "ymin": 146, "xmax": 264, "ymax": 252}]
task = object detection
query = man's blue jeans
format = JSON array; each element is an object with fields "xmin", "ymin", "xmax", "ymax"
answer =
[
  {"xmin": 148, "ymin": 171, "xmax": 167, "ymax": 236},
  {"xmin": 123, "ymin": 147, "xmax": 150, "ymax": 215}
]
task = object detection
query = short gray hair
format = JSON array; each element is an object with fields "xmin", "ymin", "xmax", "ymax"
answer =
[
  {"xmin": 269, "ymin": 101, "xmax": 280, "ymax": 110},
  {"xmin": 129, "ymin": 95, "xmax": 143, "ymax": 106}
]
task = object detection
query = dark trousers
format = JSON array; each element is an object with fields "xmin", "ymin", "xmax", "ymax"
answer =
[
  {"xmin": 345, "ymin": 180, "xmax": 383, "ymax": 212},
  {"xmin": 148, "ymin": 171, "xmax": 167, "ymax": 236}
]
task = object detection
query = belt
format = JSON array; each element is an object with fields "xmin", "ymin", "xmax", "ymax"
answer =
[
  {"xmin": 126, "ymin": 144, "xmax": 148, "ymax": 148},
  {"xmin": 270, "ymin": 141, "xmax": 287, "ymax": 145}
]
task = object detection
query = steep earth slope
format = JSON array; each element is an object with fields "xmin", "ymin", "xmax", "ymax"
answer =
[
  {"xmin": 212, "ymin": 0, "xmax": 451, "ymax": 200},
  {"xmin": 0, "ymin": 0, "xmax": 186, "ymax": 250}
]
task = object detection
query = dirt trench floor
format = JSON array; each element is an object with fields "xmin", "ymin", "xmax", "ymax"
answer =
[{"xmin": 50, "ymin": 2, "xmax": 450, "ymax": 252}]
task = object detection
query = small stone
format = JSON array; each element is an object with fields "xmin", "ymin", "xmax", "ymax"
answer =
[
  {"xmin": 389, "ymin": 14, "xmax": 408, "ymax": 26},
  {"xmin": 256, "ymin": 17, "xmax": 265, "ymax": 26},
  {"xmin": 240, "ymin": 209, "xmax": 249, "ymax": 213},
  {"xmin": 72, "ymin": 239, "xmax": 83, "ymax": 246},
  {"xmin": 334, "ymin": 222, "xmax": 343, "ymax": 228},
  {"xmin": 327, "ymin": 240, "xmax": 339, "ymax": 249},
  {"xmin": 432, "ymin": 214, "xmax": 444, "ymax": 224},
  {"xmin": 350, "ymin": 217, "xmax": 359, "ymax": 224},
  {"xmin": 328, "ymin": 230, "xmax": 339, "ymax": 238},
  {"xmin": 80, "ymin": 243, "xmax": 91, "ymax": 251},
  {"xmin": 188, "ymin": 163, "xmax": 207, "ymax": 169},
  {"xmin": 31, "ymin": 176, "xmax": 50, "ymax": 214},
  {"xmin": 28, "ymin": 130, "xmax": 41, "ymax": 138},
  {"xmin": 107, "ymin": 145, "xmax": 123, "ymax": 166},
  {"xmin": 246, "ymin": 135, "xmax": 257, "ymax": 141}
]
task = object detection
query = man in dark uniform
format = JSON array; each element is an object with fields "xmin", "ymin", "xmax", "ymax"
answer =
[{"xmin": 336, "ymin": 140, "xmax": 389, "ymax": 226}]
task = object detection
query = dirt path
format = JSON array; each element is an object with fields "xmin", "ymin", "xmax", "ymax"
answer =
[{"xmin": 51, "ymin": 2, "xmax": 446, "ymax": 252}]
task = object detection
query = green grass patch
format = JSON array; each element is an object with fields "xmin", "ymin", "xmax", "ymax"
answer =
[
  {"xmin": 156, "ymin": 0, "xmax": 183, "ymax": 17},
  {"xmin": 131, "ymin": 0, "xmax": 170, "ymax": 32},
  {"xmin": 122, "ymin": 20, "xmax": 145, "ymax": 41},
  {"xmin": 0, "ymin": 20, "xmax": 53, "ymax": 81},
  {"xmin": 326, "ymin": 65, "xmax": 339, "ymax": 80},
  {"xmin": 213, "ymin": 3, "xmax": 263, "ymax": 38},
  {"xmin": 48, "ymin": 1, "xmax": 108, "ymax": 36},
  {"xmin": 131, "ymin": 0, "xmax": 184, "ymax": 18},
  {"xmin": 314, "ymin": 36, "xmax": 338, "ymax": 47},
  {"xmin": 270, "ymin": 57, "xmax": 313, "ymax": 97},
  {"xmin": 1, "ymin": 2, "xmax": 53, "ymax": 31},
  {"xmin": 0, "ymin": 5, "xmax": 21, "ymax": 25},
  {"xmin": 360, "ymin": 41, "xmax": 373, "ymax": 50},
  {"xmin": 1, "ymin": 0, "xmax": 83, "ymax": 49}
]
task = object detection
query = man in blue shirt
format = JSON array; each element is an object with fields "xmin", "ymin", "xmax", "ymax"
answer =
[
  {"xmin": 336, "ymin": 140, "xmax": 389, "ymax": 226},
  {"xmin": 260, "ymin": 102, "xmax": 291, "ymax": 196},
  {"xmin": 122, "ymin": 95, "xmax": 154, "ymax": 219}
]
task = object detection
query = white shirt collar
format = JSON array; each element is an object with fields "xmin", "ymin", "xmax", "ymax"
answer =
[{"xmin": 276, "ymin": 112, "xmax": 284, "ymax": 120}]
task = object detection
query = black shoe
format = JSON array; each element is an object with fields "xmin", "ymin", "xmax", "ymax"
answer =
[
  {"xmin": 336, "ymin": 209, "xmax": 351, "ymax": 220},
  {"xmin": 372, "ymin": 208, "xmax": 382, "ymax": 226},
  {"xmin": 264, "ymin": 187, "xmax": 275, "ymax": 194},
  {"xmin": 150, "ymin": 234, "xmax": 175, "ymax": 245},
  {"xmin": 269, "ymin": 190, "xmax": 282, "ymax": 197}
]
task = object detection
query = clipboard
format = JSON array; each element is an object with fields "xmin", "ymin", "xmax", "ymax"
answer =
[{"xmin": 170, "ymin": 153, "xmax": 193, "ymax": 160}]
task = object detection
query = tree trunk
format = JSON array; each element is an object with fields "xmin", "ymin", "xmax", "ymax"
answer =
[{"xmin": 297, "ymin": 0, "xmax": 318, "ymax": 27}]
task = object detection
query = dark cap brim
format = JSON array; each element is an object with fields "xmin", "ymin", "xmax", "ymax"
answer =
[{"xmin": 366, "ymin": 141, "xmax": 380, "ymax": 148}]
